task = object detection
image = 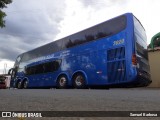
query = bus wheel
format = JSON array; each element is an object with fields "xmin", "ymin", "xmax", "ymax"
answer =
[
  {"xmin": 23, "ymin": 80, "xmax": 28, "ymax": 89},
  {"xmin": 17, "ymin": 81, "xmax": 22, "ymax": 89},
  {"xmin": 57, "ymin": 75, "xmax": 68, "ymax": 89},
  {"xmin": 73, "ymin": 73, "xmax": 86, "ymax": 89}
]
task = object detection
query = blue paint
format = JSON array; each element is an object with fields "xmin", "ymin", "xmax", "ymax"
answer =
[{"xmin": 9, "ymin": 13, "xmax": 151, "ymax": 88}]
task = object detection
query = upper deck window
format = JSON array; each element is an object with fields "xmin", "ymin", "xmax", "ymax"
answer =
[
  {"xmin": 20, "ymin": 15, "xmax": 127, "ymax": 62},
  {"xmin": 63, "ymin": 15, "xmax": 127, "ymax": 48}
]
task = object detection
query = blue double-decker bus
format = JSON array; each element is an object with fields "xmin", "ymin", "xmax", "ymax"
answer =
[{"xmin": 8, "ymin": 13, "xmax": 151, "ymax": 89}]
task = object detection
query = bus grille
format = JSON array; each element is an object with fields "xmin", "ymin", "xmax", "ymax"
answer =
[{"xmin": 107, "ymin": 47, "xmax": 126, "ymax": 83}]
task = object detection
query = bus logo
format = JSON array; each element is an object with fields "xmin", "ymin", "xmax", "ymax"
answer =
[{"xmin": 2, "ymin": 112, "xmax": 11, "ymax": 117}]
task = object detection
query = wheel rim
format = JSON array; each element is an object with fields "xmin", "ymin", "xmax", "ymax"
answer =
[
  {"xmin": 59, "ymin": 77, "xmax": 67, "ymax": 87},
  {"xmin": 75, "ymin": 76, "xmax": 83, "ymax": 86},
  {"xmin": 18, "ymin": 82, "xmax": 21, "ymax": 88},
  {"xmin": 24, "ymin": 81, "xmax": 28, "ymax": 88}
]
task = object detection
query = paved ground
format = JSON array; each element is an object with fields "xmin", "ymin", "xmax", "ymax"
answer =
[{"xmin": 0, "ymin": 88, "xmax": 159, "ymax": 120}]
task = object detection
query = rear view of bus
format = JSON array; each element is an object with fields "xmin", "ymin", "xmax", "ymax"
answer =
[
  {"xmin": 130, "ymin": 15, "xmax": 151, "ymax": 86},
  {"xmin": 106, "ymin": 13, "xmax": 151, "ymax": 87}
]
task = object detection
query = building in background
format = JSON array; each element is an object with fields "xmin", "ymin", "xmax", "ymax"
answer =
[{"xmin": 148, "ymin": 32, "xmax": 160, "ymax": 87}]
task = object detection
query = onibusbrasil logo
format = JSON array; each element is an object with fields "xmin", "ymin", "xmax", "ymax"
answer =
[{"xmin": 2, "ymin": 112, "xmax": 42, "ymax": 118}]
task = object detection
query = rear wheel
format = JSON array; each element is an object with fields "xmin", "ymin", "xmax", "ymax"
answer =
[
  {"xmin": 73, "ymin": 73, "xmax": 86, "ymax": 89},
  {"xmin": 23, "ymin": 80, "xmax": 28, "ymax": 89},
  {"xmin": 17, "ymin": 81, "xmax": 22, "ymax": 89},
  {"xmin": 57, "ymin": 75, "xmax": 68, "ymax": 89}
]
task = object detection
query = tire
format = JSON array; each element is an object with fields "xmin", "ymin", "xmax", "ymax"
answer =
[
  {"xmin": 23, "ymin": 80, "xmax": 28, "ymax": 89},
  {"xmin": 73, "ymin": 73, "xmax": 86, "ymax": 89},
  {"xmin": 57, "ymin": 75, "xmax": 68, "ymax": 89},
  {"xmin": 17, "ymin": 81, "xmax": 22, "ymax": 89}
]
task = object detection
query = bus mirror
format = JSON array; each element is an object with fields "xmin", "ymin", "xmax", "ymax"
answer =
[
  {"xmin": 8, "ymin": 68, "xmax": 14, "ymax": 75},
  {"xmin": 8, "ymin": 68, "xmax": 12, "ymax": 75}
]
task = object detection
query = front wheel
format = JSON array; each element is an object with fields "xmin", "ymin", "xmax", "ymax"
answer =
[{"xmin": 73, "ymin": 73, "xmax": 86, "ymax": 89}]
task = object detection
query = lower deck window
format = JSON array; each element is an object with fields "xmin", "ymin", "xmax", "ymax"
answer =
[{"xmin": 25, "ymin": 60, "xmax": 61, "ymax": 75}]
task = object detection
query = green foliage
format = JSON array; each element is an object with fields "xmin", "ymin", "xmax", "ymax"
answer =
[
  {"xmin": 0, "ymin": 0, "xmax": 12, "ymax": 8},
  {"xmin": 153, "ymin": 37, "xmax": 160, "ymax": 47},
  {"xmin": 150, "ymin": 32, "xmax": 160, "ymax": 49},
  {"xmin": 0, "ymin": 0, "xmax": 12, "ymax": 28},
  {"xmin": 0, "ymin": 10, "xmax": 6, "ymax": 28}
]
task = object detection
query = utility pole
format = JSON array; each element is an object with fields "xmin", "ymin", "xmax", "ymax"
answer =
[{"xmin": 4, "ymin": 63, "xmax": 7, "ymax": 75}]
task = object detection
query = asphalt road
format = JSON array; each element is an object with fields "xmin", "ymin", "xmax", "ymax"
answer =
[{"xmin": 0, "ymin": 88, "xmax": 160, "ymax": 120}]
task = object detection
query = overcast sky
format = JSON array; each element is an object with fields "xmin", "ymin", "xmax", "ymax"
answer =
[{"xmin": 0, "ymin": 0, "xmax": 160, "ymax": 74}]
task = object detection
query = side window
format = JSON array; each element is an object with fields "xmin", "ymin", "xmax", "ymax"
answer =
[
  {"xmin": 43, "ymin": 59, "xmax": 61, "ymax": 73},
  {"xmin": 25, "ymin": 59, "xmax": 62, "ymax": 75},
  {"xmin": 27, "ymin": 66, "xmax": 35, "ymax": 75},
  {"xmin": 62, "ymin": 15, "xmax": 126, "ymax": 49},
  {"xmin": 44, "ymin": 62, "xmax": 54, "ymax": 73},
  {"xmin": 25, "ymin": 67, "xmax": 29, "ymax": 75},
  {"xmin": 26, "ymin": 64, "xmax": 43, "ymax": 75},
  {"xmin": 35, "ymin": 64, "xmax": 44, "ymax": 74},
  {"xmin": 53, "ymin": 60, "xmax": 61, "ymax": 71}
]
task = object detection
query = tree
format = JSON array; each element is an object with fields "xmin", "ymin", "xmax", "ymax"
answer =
[
  {"xmin": 150, "ymin": 32, "xmax": 160, "ymax": 49},
  {"xmin": 0, "ymin": 0, "xmax": 12, "ymax": 28}
]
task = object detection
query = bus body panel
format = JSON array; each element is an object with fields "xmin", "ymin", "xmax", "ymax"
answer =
[{"xmin": 9, "ymin": 13, "xmax": 151, "ymax": 88}]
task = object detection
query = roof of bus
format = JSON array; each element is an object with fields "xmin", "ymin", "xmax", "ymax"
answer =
[{"xmin": 18, "ymin": 12, "xmax": 133, "ymax": 58}]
